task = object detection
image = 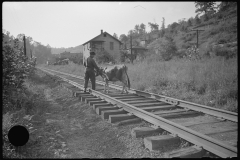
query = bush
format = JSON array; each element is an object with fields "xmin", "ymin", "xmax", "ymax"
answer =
[
  {"xmin": 3, "ymin": 34, "xmax": 35, "ymax": 113},
  {"xmin": 150, "ymin": 53, "xmax": 164, "ymax": 62},
  {"xmin": 2, "ymin": 33, "xmax": 37, "ymax": 158},
  {"xmin": 176, "ymin": 49, "xmax": 187, "ymax": 58},
  {"xmin": 147, "ymin": 37, "xmax": 177, "ymax": 61},
  {"xmin": 217, "ymin": 38, "xmax": 227, "ymax": 44},
  {"xmin": 182, "ymin": 42, "xmax": 191, "ymax": 49},
  {"xmin": 213, "ymin": 46, "xmax": 236, "ymax": 59},
  {"xmin": 95, "ymin": 50, "xmax": 114, "ymax": 63}
]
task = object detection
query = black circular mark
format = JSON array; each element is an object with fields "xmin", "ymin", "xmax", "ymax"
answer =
[{"xmin": 8, "ymin": 125, "xmax": 29, "ymax": 147}]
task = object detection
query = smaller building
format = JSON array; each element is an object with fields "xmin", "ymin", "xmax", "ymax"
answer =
[{"xmin": 123, "ymin": 39, "xmax": 148, "ymax": 61}]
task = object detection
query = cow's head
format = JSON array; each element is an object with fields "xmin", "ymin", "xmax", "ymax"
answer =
[{"xmin": 96, "ymin": 67, "xmax": 109, "ymax": 81}]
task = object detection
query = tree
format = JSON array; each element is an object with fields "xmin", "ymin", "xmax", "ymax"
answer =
[
  {"xmin": 160, "ymin": 17, "xmax": 165, "ymax": 37},
  {"xmin": 119, "ymin": 34, "xmax": 128, "ymax": 49},
  {"xmin": 148, "ymin": 37, "xmax": 177, "ymax": 61},
  {"xmin": 180, "ymin": 25, "xmax": 187, "ymax": 32},
  {"xmin": 128, "ymin": 30, "xmax": 134, "ymax": 37},
  {"xmin": 113, "ymin": 33, "xmax": 118, "ymax": 39},
  {"xmin": 139, "ymin": 23, "xmax": 146, "ymax": 34},
  {"xmin": 134, "ymin": 24, "xmax": 140, "ymax": 34},
  {"xmin": 203, "ymin": 13, "xmax": 209, "ymax": 22},
  {"xmin": 95, "ymin": 50, "xmax": 114, "ymax": 63},
  {"xmin": 178, "ymin": 18, "xmax": 186, "ymax": 25},
  {"xmin": 171, "ymin": 22, "xmax": 179, "ymax": 30},
  {"xmin": 3, "ymin": 33, "xmax": 35, "ymax": 112},
  {"xmin": 16, "ymin": 33, "xmax": 25, "ymax": 42},
  {"xmin": 161, "ymin": 17, "xmax": 165, "ymax": 30},
  {"xmin": 195, "ymin": 2, "xmax": 216, "ymax": 16},
  {"xmin": 187, "ymin": 18, "xmax": 192, "ymax": 26},
  {"xmin": 148, "ymin": 22, "xmax": 159, "ymax": 32},
  {"xmin": 194, "ymin": 15, "xmax": 201, "ymax": 25},
  {"xmin": 217, "ymin": 2, "xmax": 237, "ymax": 13}
]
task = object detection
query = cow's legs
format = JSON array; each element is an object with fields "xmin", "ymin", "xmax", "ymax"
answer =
[
  {"xmin": 125, "ymin": 85, "xmax": 128, "ymax": 94},
  {"xmin": 104, "ymin": 81, "xmax": 109, "ymax": 93},
  {"xmin": 122, "ymin": 81, "xmax": 129, "ymax": 94},
  {"xmin": 104, "ymin": 82, "xmax": 107, "ymax": 93},
  {"xmin": 125, "ymin": 84, "xmax": 128, "ymax": 94},
  {"xmin": 107, "ymin": 82, "xmax": 110, "ymax": 93},
  {"xmin": 121, "ymin": 82, "xmax": 126, "ymax": 94}
]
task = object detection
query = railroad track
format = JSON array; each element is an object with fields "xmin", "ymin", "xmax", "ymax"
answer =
[{"xmin": 38, "ymin": 67, "xmax": 238, "ymax": 158}]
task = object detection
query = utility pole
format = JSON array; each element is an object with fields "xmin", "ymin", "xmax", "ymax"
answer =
[
  {"xmin": 191, "ymin": 29, "xmax": 204, "ymax": 48},
  {"xmin": 30, "ymin": 49, "xmax": 32, "ymax": 59},
  {"xmin": 130, "ymin": 31, "xmax": 133, "ymax": 64},
  {"xmin": 23, "ymin": 35, "xmax": 27, "ymax": 57}
]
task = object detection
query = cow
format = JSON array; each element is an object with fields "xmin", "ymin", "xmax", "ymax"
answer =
[{"xmin": 97, "ymin": 64, "xmax": 131, "ymax": 94}]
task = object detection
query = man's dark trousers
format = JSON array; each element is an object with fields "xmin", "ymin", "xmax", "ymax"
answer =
[{"xmin": 84, "ymin": 69, "xmax": 95, "ymax": 90}]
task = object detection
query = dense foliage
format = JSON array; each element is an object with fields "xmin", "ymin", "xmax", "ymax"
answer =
[
  {"xmin": 2, "ymin": 33, "xmax": 35, "ymax": 113},
  {"xmin": 95, "ymin": 50, "xmax": 114, "ymax": 64}
]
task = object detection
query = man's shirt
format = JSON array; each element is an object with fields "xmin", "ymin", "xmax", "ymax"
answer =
[{"xmin": 84, "ymin": 56, "xmax": 100, "ymax": 71}]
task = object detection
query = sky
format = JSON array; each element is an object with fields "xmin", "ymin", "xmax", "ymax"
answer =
[{"xmin": 3, "ymin": 1, "xmax": 199, "ymax": 48}]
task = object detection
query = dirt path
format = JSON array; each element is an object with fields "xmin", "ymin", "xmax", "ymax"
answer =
[
  {"xmin": 43, "ymin": 85, "xmax": 129, "ymax": 158},
  {"xmin": 16, "ymin": 70, "xmax": 180, "ymax": 158}
]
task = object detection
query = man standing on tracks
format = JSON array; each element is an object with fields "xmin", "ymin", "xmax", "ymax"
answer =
[{"xmin": 83, "ymin": 51, "xmax": 100, "ymax": 92}]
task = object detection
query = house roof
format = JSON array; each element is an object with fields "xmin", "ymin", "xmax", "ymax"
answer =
[{"xmin": 82, "ymin": 31, "xmax": 123, "ymax": 45}]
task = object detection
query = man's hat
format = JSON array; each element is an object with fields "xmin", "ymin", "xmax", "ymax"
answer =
[{"xmin": 90, "ymin": 52, "xmax": 96, "ymax": 55}]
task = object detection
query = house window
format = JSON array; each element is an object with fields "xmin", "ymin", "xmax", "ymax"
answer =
[{"xmin": 110, "ymin": 42, "xmax": 114, "ymax": 50}]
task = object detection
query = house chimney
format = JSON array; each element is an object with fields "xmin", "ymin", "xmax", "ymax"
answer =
[{"xmin": 101, "ymin": 30, "xmax": 103, "ymax": 34}]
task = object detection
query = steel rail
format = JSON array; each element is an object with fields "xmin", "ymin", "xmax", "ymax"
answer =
[
  {"xmin": 38, "ymin": 67, "xmax": 238, "ymax": 123},
  {"xmin": 39, "ymin": 67, "xmax": 237, "ymax": 158}
]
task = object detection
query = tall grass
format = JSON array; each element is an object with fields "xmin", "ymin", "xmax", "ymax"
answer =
[
  {"xmin": 44, "ymin": 62, "xmax": 85, "ymax": 77},
  {"xmin": 45, "ymin": 57, "xmax": 238, "ymax": 112},
  {"xmin": 128, "ymin": 56, "xmax": 237, "ymax": 112}
]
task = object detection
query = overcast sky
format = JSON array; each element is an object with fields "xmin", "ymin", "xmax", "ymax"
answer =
[{"xmin": 3, "ymin": 1, "xmax": 198, "ymax": 48}]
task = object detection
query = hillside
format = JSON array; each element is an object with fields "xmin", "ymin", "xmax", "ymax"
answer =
[
  {"xmin": 122, "ymin": 2, "xmax": 237, "ymax": 61},
  {"xmin": 51, "ymin": 45, "xmax": 83, "ymax": 54}
]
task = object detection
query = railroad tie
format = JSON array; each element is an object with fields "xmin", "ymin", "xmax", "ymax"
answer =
[
  {"xmin": 109, "ymin": 114, "xmax": 136, "ymax": 123},
  {"xmin": 85, "ymin": 97, "xmax": 102, "ymax": 104},
  {"xmin": 144, "ymin": 135, "xmax": 181, "ymax": 151},
  {"xmin": 131, "ymin": 127, "xmax": 164, "ymax": 138},
  {"xmin": 167, "ymin": 145, "xmax": 206, "ymax": 158},
  {"xmin": 92, "ymin": 103, "xmax": 113, "ymax": 110},
  {"xmin": 96, "ymin": 106, "xmax": 119, "ymax": 115},
  {"xmin": 89, "ymin": 100, "xmax": 108, "ymax": 106},
  {"xmin": 114, "ymin": 118, "xmax": 142, "ymax": 126},
  {"xmin": 101, "ymin": 109, "xmax": 127, "ymax": 120},
  {"xmin": 80, "ymin": 95, "xmax": 96, "ymax": 101},
  {"xmin": 73, "ymin": 91, "xmax": 83, "ymax": 97}
]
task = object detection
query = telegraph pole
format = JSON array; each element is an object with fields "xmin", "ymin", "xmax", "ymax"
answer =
[
  {"xmin": 23, "ymin": 35, "xmax": 27, "ymax": 57},
  {"xmin": 130, "ymin": 34, "xmax": 133, "ymax": 64},
  {"xmin": 191, "ymin": 29, "xmax": 204, "ymax": 48},
  {"xmin": 30, "ymin": 49, "xmax": 32, "ymax": 59}
]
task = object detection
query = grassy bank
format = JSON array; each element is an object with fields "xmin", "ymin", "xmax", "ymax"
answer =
[
  {"xmin": 3, "ymin": 70, "xmax": 61, "ymax": 158},
  {"xmin": 44, "ymin": 57, "xmax": 238, "ymax": 112}
]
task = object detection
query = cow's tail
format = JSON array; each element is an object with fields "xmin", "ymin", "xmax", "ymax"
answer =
[{"xmin": 124, "ymin": 65, "xmax": 131, "ymax": 89}]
